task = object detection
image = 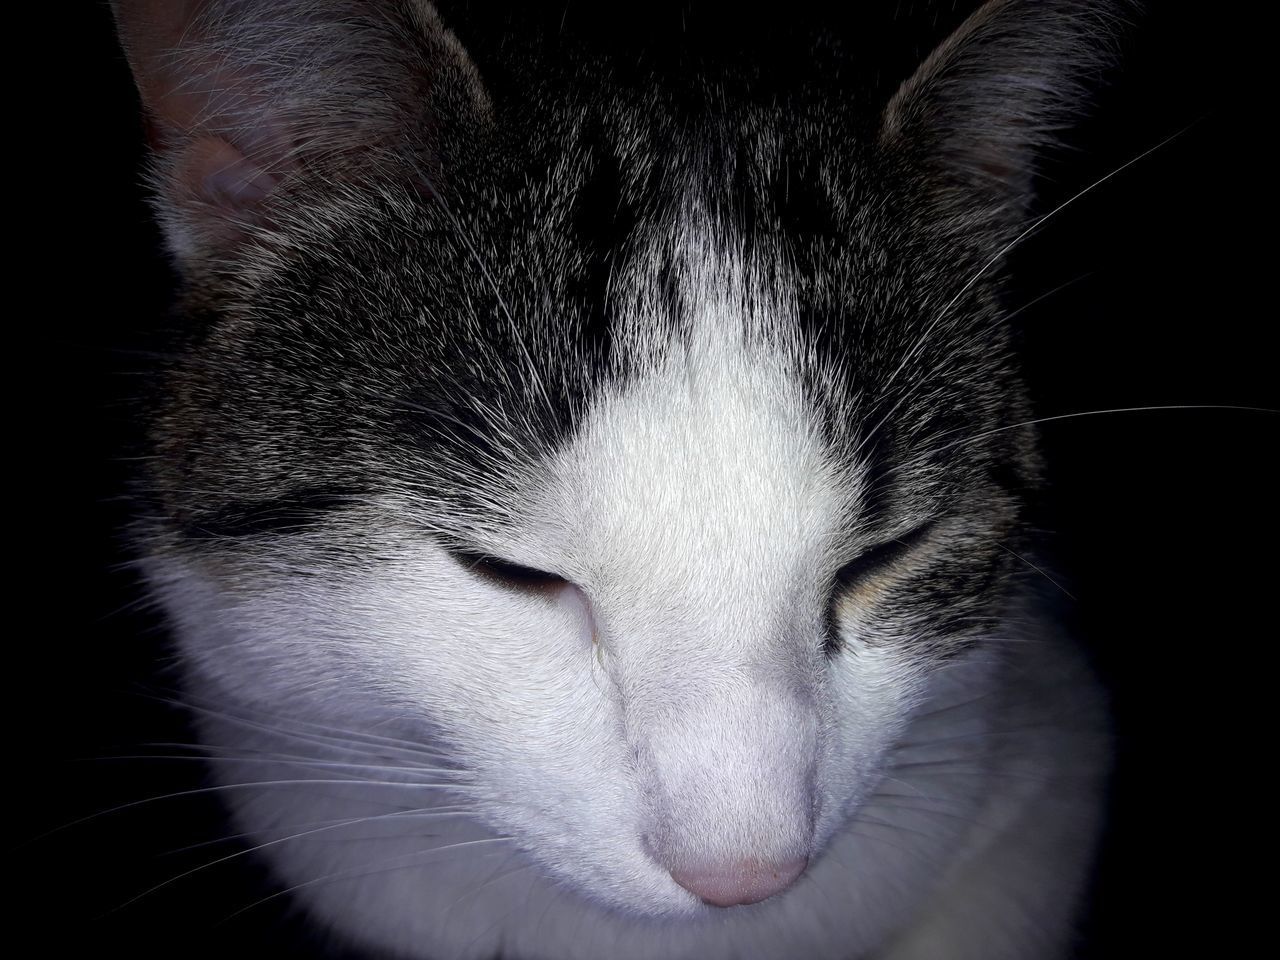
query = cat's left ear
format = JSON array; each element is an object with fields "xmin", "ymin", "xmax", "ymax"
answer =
[
  {"xmin": 880, "ymin": 0, "xmax": 1131, "ymax": 242},
  {"xmin": 111, "ymin": 0, "xmax": 490, "ymax": 267}
]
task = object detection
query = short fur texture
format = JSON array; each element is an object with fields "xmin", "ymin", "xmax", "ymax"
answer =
[{"xmin": 113, "ymin": 2, "xmax": 1121, "ymax": 957}]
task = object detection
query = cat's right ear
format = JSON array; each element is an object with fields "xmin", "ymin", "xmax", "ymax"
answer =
[
  {"xmin": 111, "ymin": 0, "xmax": 489, "ymax": 269},
  {"xmin": 879, "ymin": 0, "xmax": 1131, "ymax": 247}
]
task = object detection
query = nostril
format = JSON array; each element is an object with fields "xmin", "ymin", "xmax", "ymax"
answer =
[{"xmin": 669, "ymin": 856, "xmax": 808, "ymax": 907}]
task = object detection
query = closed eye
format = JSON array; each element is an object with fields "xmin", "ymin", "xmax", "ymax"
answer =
[
  {"xmin": 450, "ymin": 549, "xmax": 568, "ymax": 592},
  {"xmin": 833, "ymin": 521, "xmax": 935, "ymax": 593},
  {"xmin": 825, "ymin": 521, "xmax": 936, "ymax": 655}
]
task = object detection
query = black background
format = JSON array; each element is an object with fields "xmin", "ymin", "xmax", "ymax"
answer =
[{"xmin": 20, "ymin": 2, "xmax": 1272, "ymax": 957}]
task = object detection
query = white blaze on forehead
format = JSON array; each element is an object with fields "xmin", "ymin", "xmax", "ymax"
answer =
[
  {"xmin": 534, "ymin": 227, "xmax": 859, "ymax": 876},
  {"xmin": 545, "ymin": 221, "xmax": 850, "ymax": 653}
]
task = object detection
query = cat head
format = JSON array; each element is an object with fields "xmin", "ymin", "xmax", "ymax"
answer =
[{"xmin": 116, "ymin": 0, "xmax": 1122, "ymax": 916}]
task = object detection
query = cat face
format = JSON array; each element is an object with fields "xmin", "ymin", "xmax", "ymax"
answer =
[
  {"xmin": 143, "ymin": 193, "xmax": 1018, "ymax": 913},
  {"xmin": 117, "ymin": 0, "xmax": 1116, "ymax": 923}
]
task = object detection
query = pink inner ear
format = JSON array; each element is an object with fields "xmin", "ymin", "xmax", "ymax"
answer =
[{"xmin": 180, "ymin": 136, "xmax": 279, "ymax": 211}]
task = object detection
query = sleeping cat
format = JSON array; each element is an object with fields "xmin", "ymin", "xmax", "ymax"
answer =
[{"xmin": 110, "ymin": 1, "xmax": 1122, "ymax": 957}]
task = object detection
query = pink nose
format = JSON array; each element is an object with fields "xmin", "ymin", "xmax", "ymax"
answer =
[{"xmin": 670, "ymin": 857, "xmax": 809, "ymax": 907}]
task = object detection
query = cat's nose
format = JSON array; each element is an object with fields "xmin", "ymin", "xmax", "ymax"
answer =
[{"xmin": 669, "ymin": 856, "xmax": 808, "ymax": 907}]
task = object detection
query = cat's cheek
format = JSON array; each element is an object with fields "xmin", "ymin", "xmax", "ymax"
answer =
[
  {"xmin": 811, "ymin": 644, "xmax": 932, "ymax": 840},
  {"xmin": 141, "ymin": 553, "xmax": 312, "ymax": 707}
]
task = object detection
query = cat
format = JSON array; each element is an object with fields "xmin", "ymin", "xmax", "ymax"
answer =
[{"xmin": 103, "ymin": 1, "xmax": 1128, "ymax": 957}]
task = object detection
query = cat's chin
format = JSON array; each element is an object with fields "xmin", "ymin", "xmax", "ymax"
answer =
[{"xmin": 268, "ymin": 797, "xmax": 917, "ymax": 960}]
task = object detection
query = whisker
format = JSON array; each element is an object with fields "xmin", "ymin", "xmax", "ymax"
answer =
[
  {"xmin": 995, "ymin": 542, "xmax": 1077, "ymax": 602},
  {"xmin": 893, "ymin": 721, "xmax": 1058, "ymax": 750},
  {"xmin": 26, "ymin": 778, "xmax": 479, "ymax": 847},
  {"xmin": 867, "ymin": 793, "xmax": 1005, "ymax": 832},
  {"xmin": 405, "ymin": 159, "xmax": 555, "ymax": 418},
  {"xmin": 145, "ymin": 692, "xmax": 462, "ymax": 768},
  {"xmin": 852, "ymin": 123, "xmax": 1201, "ymax": 464},
  {"xmin": 850, "ymin": 811, "xmax": 947, "ymax": 845},
  {"xmin": 217, "ymin": 836, "xmax": 514, "ymax": 926},
  {"xmin": 1001, "ymin": 271, "xmax": 1095, "ymax": 324},
  {"xmin": 104, "ymin": 804, "xmax": 476, "ymax": 916},
  {"xmin": 86, "ymin": 752, "xmax": 470, "ymax": 779},
  {"xmin": 442, "ymin": 854, "xmax": 535, "ymax": 917},
  {"xmin": 161, "ymin": 805, "xmax": 474, "ymax": 855},
  {"xmin": 840, "ymin": 822, "xmax": 946, "ymax": 870},
  {"xmin": 887, "ymin": 761, "xmax": 1068, "ymax": 786},
  {"xmin": 885, "ymin": 403, "xmax": 1277, "ymax": 481}
]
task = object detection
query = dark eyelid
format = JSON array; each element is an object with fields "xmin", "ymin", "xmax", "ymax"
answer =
[
  {"xmin": 824, "ymin": 521, "xmax": 937, "ymax": 656},
  {"xmin": 449, "ymin": 549, "xmax": 568, "ymax": 592},
  {"xmin": 833, "ymin": 521, "xmax": 936, "ymax": 590}
]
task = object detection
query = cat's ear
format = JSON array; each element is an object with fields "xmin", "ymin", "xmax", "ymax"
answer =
[
  {"xmin": 880, "ymin": 0, "xmax": 1128, "ymax": 240},
  {"xmin": 111, "ymin": 0, "xmax": 489, "ymax": 267}
]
